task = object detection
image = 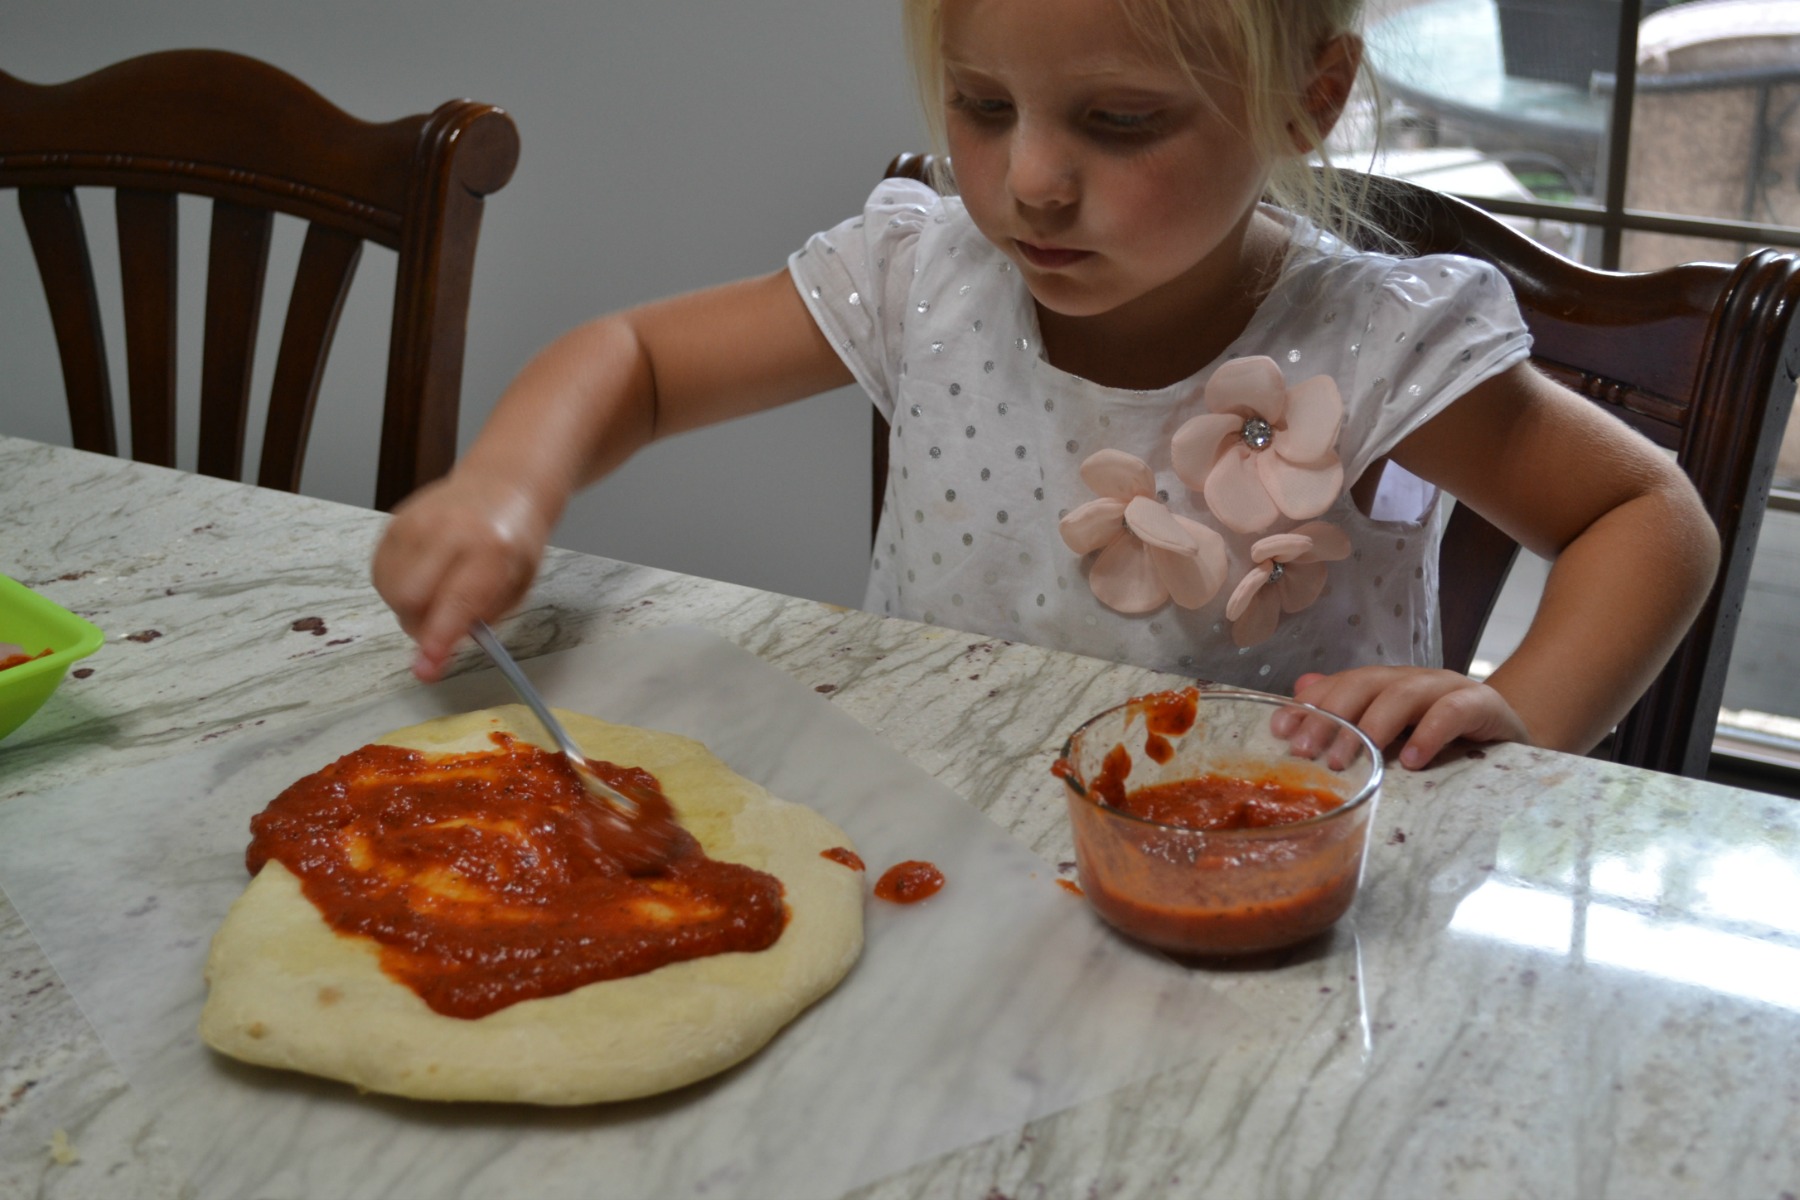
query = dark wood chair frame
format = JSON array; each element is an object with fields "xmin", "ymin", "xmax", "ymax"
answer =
[
  {"xmin": 0, "ymin": 50, "xmax": 521, "ymax": 511},
  {"xmin": 877, "ymin": 154, "xmax": 1800, "ymax": 778}
]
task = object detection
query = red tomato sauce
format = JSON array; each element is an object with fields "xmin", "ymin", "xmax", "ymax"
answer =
[
  {"xmin": 245, "ymin": 734, "xmax": 787, "ymax": 1019},
  {"xmin": 0, "ymin": 647, "xmax": 52, "ymax": 672},
  {"xmin": 821, "ymin": 846, "xmax": 865, "ymax": 871},
  {"xmin": 1070, "ymin": 752, "xmax": 1364, "ymax": 954},
  {"xmin": 1095, "ymin": 771, "xmax": 1356, "ymax": 954},
  {"xmin": 1114, "ymin": 775, "xmax": 1343, "ymax": 831},
  {"xmin": 873, "ymin": 860, "xmax": 944, "ymax": 904},
  {"xmin": 1081, "ymin": 853, "xmax": 1361, "ymax": 955}
]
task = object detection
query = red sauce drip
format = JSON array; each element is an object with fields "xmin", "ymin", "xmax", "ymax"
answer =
[
  {"xmin": 245, "ymin": 735, "xmax": 788, "ymax": 1019},
  {"xmin": 0, "ymin": 647, "xmax": 52, "ymax": 672},
  {"xmin": 1057, "ymin": 878, "xmax": 1084, "ymax": 897},
  {"xmin": 821, "ymin": 846, "xmax": 865, "ymax": 871},
  {"xmin": 873, "ymin": 860, "xmax": 944, "ymax": 904},
  {"xmin": 1115, "ymin": 775, "xmax": 1342, "ymax": 831},
  {"xmin": 1135, "ymin": 688, "xmax": 1198, "ymax": 737},
  {"xmin": 1144, "ymin": 733, "xmax": 1173, "ymax": 764},
  {"xmin": 1091, "ymin": 743, "xmax": 1133, "ymax": 809}
]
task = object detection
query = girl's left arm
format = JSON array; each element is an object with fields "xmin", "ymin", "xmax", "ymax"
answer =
[{"xmin": 1284, "ymin": 361, "xmax": 1720, "ymax": 769}]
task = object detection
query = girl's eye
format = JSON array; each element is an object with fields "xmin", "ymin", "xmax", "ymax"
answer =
[
  {"xmin": 948, "ymin": 91, "xmax": 1012, "ymax": 119},
  {"xmin": 1090, "ymin": 109, "xmax": 1158, "ymax": 132}
]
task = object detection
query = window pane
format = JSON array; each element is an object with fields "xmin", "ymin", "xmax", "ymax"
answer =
[
  {"xmin": 1624, "ymin": 4, "xmax": 1800, "ymax": 268},
  {"xmin": 1361, "ymin": 0, "xmax": 1615, "ymax": 227},
  {"xmin": 1722, "ymin": 509, "xmax": 1800, "ymax": 752}
]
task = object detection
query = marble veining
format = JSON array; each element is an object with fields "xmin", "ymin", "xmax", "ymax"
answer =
[{"xmin": 4, "ymin": 435, "xmax": 1800, "ymax": 1199}]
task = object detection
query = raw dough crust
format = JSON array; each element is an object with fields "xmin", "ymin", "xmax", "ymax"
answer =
[{"xmin": 198, "ymin": 705, "xmax": 864, "ymax": 1104}]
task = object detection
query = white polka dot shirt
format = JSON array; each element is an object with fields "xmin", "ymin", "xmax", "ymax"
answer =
[{"xmin": 789, "ymin": 180, "xmax": 1531, "ymax": 692}]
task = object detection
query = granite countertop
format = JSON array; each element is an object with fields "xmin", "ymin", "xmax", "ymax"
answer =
[{"xmin": 3, "ymin": 435, "xmax": 1798, "ymax": 1200}]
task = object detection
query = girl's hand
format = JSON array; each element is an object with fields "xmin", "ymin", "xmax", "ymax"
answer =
[
  {"xmin": 371, "ymin": 470, "xmax": 555, "ymax": 682},
  {"xmin": 1272, "ymin": 668, "xmax": 1531, "ymax": 771}
]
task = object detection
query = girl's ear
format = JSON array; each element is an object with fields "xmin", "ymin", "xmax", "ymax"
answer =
[{"xmin": 1290, "ymin": 33, "xmax": 1364, "ymax": 151}]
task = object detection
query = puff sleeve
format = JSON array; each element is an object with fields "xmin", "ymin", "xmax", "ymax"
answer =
[
  {"xmin": 787, "ymin": 179, "xmax": 937, "ymax": 422},
  {"xmin": 1336, "ymin": 253, "xmax": 1533, "ymax": 486}
]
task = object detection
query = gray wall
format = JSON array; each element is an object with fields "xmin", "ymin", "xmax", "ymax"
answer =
[{"xmin": 0, "ymin": 0, "xmax": 924, "ymax": 608}]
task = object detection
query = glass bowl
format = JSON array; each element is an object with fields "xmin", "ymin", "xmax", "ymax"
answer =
[
  {"xmin": 0, "ymin": 574, "xmax": 104, "ymax": 741},
  {"xmin": 1055, "ymin": 688, "xmax": 1381, "ymax": 957}
]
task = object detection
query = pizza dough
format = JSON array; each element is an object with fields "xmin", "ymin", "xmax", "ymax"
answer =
[{"xmin": 198, "ymin": 705, "xmax": 865, "ymax": 1104}]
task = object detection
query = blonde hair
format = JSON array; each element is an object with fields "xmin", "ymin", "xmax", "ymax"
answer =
[{"xmin": 902, "ymin": 0, "xmax": 1380, "ymax": 245}]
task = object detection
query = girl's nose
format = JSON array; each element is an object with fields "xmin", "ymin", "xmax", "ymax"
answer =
[{"xmin": 1006, "ymin": 122, "xmax": 1077, "ymax": 211}]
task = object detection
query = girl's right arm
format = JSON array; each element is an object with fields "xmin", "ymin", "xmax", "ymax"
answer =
[{"xmin": 372, "ymin": 269, "xmax": 854, "ymax": 679}]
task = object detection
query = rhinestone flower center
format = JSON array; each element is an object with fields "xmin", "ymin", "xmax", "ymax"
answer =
[
  {"xmin": 1268, "ymin": 562, "xmax": 1285, "ymax": 583},
  {"xmin": 1241, "ymin": 416, "xmax": 1274, "ymax": 451}
]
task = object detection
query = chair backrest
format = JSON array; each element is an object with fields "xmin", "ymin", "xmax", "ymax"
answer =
[
  {"xmin": 0, "ymin": 50, "xmax": 520, "ymax": 511},
  {"xmin": 877, "ymin": 153, "xmax": 1800, "ymax": 778}
]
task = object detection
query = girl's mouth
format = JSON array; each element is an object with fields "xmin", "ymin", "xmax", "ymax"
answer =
[{"xmin": 1016, "ymin": 240, "xmax": 1094, "ymax": 270}]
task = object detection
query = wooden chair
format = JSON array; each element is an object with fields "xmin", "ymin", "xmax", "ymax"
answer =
[
  {"xmin": 878, "ymin": 153, "xmax": 1800, "ymax": 778},
  {"xmin": 0, "ymin": 50, "xmax": 521, "ymax": 512}
]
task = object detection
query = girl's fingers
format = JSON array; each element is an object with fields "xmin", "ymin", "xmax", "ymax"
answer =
[
  {"xmin": 413, "ymin": 551, "xmax": 532, "ymax": 678},
  {"xmin": 1280, "ymin": 669, "xmax": 1524, "ymax": 770},
  {"xmin": 1401, "ymin": 685, "xmax": 1526, "ymax": 769},
  {"xmin": 1272, "ymin": 673, "xmax": 1332, "ymax": 737}
]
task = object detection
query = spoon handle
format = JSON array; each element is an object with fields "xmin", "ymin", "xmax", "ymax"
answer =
[{"xmin": 467, "ymin": 620, "xmax": 640, "ymax": 818}]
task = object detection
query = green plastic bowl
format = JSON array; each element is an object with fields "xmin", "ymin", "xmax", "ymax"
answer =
[{"xmin": 0, "ymin": 574, "xmax": 105, "ymax": 741}]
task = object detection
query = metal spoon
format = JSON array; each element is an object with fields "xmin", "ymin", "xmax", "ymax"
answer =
[{"xmin": 468, "ymin": 619, "xmax": 641, "ymax": 821}]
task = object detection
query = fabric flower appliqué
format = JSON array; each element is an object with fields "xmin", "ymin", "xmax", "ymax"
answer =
[
  {"xmin": 1059, "ymin": 448, "xmax": 1228, "ymax": 614},
  {"xmin": 1170, "ymin": 356, "xmax": 1345, "ymax": 534},
  {"xmin": 1224, "ymin": 522, "xmax": 1352, "ymax": 647}
]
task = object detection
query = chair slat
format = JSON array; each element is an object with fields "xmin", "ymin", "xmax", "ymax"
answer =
[
  {"xmin": 257, "ymin": 221, "xmax": 362, "ymax": 492},
  {"xmin": 197, "ymin": 201, "xmax": 273, "ymax": 481},
  {"xmin": 17, "ymin": 187, "xmax": 116, "ymax": 455},
  {"xmin": 114, "ymin": 188, "xmax": 178, "ymax": 467}
]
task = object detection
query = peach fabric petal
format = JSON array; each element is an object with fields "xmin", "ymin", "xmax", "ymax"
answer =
[
  {"xmin": 1059, "ymin": 497, "xmax": 1129, "ymax": 554},
  {"xmin": 1230, "ymin": 587, "xmax": 1282, "ymax": 647},
  {"xmin": 1079, "ymin": 448, "xmax": 1155, "ymax": 501},
  {"xmin": 1147, "ymin": 513, "xmax": 1227, "ymax": 609},
  {"xmin": 1205, "ymin": 356, "xmax": 1288, "ymax": 421},
  {"xmin": 1290, "ymin": 521, "xmax": 1353, "ymax": 562},
  {"xmin": 1257, "ymin": 452, "xmax": 1344, "ymax": 522},
  {"xmin": 1144, "ymin": 546, "xmax": 1209, "ymax": 609},
  {"xmin": 1169, "ymin": 512, "xmax": 1228, "ymax": 598},
  {"xmin": 1088, "ymin": 534, "xmax": 1167, "ymax": 614},
  {"xmin": 1276, "ymin": 375, "xmax": 1344, "ymax": 464},
  {"xmin": 1224, "ymin": 563, "xmax": 1272, "ymax": 622},
  {"xmin": 1248, "ymin": 532, "xmax": 1315, "ymax": 564},
  {"xmin": 1169, "ymin": 413, "xmax": 1242, "ymax": 488},
  {"xmin": 1123, "ymin": 495, "xmax": 1195, "ymax": 553},
  {"xmin": 1203, "ymin": 446, "xmax": 1279, "ymax": 534},
  {"xmin": 1275, "ymin": 560, "xmax": 1330, "ymax": 612}
]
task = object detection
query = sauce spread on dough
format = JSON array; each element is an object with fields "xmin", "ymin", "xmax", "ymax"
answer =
[
  {"xmin": 821, "ymin": 846, "xmax": 865, "ymax": 871},
  {"xmin": 873, "ymin": 860, "xmax": 944, "ymax": 904},
  {"xmin": 245, "ymin": 734, "xmax": 788, "ymax": 1019}
]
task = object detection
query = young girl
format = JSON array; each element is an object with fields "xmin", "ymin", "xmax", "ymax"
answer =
[{"xmin": 373, "ymin": 0, "xmax": 1718, "ymax": 771}]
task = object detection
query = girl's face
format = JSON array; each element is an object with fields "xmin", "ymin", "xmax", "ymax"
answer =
[{"xmin": 940, "ymin": 0, "xmax": 1276, "ymax": 330}]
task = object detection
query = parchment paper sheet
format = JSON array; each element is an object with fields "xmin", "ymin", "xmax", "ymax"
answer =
[{"xmin": 0, "ymin": 626, "xmax": 1243, "ymax": 1199}]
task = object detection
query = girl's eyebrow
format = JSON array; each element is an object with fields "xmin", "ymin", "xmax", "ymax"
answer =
[{"xmin": 942, "ymin": 53, "xmax": 1191, "ymax": 97}]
